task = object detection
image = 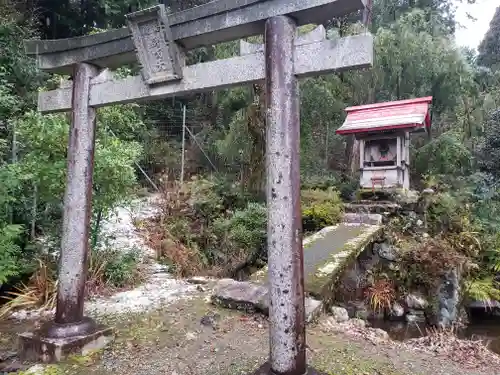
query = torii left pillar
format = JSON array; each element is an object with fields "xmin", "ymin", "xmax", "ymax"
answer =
[{"xmin": 18, "ymin": 63, "xmax": 114, "ymax": 362}]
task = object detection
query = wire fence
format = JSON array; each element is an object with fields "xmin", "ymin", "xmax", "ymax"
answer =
[{"xmin": 132, "ymin": 100, "xmax": 347, "ymax": 193}]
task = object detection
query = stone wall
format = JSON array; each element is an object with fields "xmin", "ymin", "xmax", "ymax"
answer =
[{"xmin": 332, "ymin": 236, "xmax": 462, "ymax": 328}]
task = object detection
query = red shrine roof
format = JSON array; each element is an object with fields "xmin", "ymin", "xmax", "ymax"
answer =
[{"xmin": 336, "ymin": 96, "xmax": 433, "ymax": 135}]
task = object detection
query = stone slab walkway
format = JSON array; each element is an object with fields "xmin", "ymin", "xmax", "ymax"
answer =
[{"xmin": 251, "ymin": 222, "xmax": 383, "ymax": 298}]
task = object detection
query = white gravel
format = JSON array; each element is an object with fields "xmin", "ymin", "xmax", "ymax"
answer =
[
  {"xmin": 9, "ymin": 194, "xmax": 198, "ymax": 320},
  {"xmin": 85, "ymin": 274, "xmax": 197, "ymax": 316},
  {"xmin": 100, "ymin": 194, "xmax": 161, "ymax": 259}
]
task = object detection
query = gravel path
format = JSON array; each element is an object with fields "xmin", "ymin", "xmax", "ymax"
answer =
[
  {"xmin": 11, "ymin": 288, "xmax": 491, "ymax": 375},
  {"xmin": 1, "ymin": 284, "xmax": 498, "ymax": 375},
  {"xmin": 10, "ymin": 194, "xmax": 198, "ymax": 321}
]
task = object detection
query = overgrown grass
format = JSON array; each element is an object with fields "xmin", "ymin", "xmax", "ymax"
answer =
[
  {"xmin": 380, "ymin": 172, "xmax": 500, "ymax": 307},
  {"xmin": 364, "ymin": 278, "xmax": 396, "ymax": 313},
  {"xmin": 144, "ymin": 176, "xmax": 344, "ymax": 278},
  {"xmin": 0, "ymin": 237, "xmax": 144, "ymax": 318}
]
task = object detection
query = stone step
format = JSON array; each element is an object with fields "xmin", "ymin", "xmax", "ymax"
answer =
[
  {"xmin": 342, "ymin": 213, "xmax": 383, "ymax": 225},
  {"xmin": 344, "ymin": 202, "xmax": 401, "ymax": 214},
  {"xmin": 211, "ymin": 279, "xmax": 323, "ymax": 323}
]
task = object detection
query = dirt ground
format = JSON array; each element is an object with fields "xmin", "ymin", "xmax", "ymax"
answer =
[{"xmin": 0, "ymin": 288, "xmax": 498, "ymax": 375}]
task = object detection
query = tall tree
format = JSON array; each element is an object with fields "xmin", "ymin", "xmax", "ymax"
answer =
[{"xmin": 477, "ymin": 6, "xmax": 500, "ymax": 71}]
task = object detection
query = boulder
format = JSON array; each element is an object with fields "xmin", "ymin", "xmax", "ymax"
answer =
[
  {"xmin": 211, "ymin": 279, "xmax": 268, "ymax": 312},
  {"xmin": 370, "ymin": 328, "xmax": 390, "ymax": 341},
  {"xmin": 389, "ymin": 302, "xmax": 405, "ymax": 319},
  {"xmin": 373, "ymin": 241, "xmax": 398, "ymax": 261},
  {"xmin": 211, "ymin": 279, "xmax": 322, "ymax": 323},
  {"xmin": 350, "ymin": 318, "xmax": 366, "ymax": 329},
  {"xmin": 346, "ymin": 301, "xmax": 370, "ymax": 320},
  {"xmin": 436, "ymin": 269, "xmax": 460, "ymax": 328},
  {"xmin": 405, "ymin": 293, "xmax": 428, "ymax": 310},
  {"xmin": 330, "ymin": 306, "xmax": 349, "ymax": 322}
]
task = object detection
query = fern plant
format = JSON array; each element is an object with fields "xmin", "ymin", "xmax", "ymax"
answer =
[
  {"xmin": 464, "ymin": 277, "xmax": 500, "ymax": 306},
  {"xmin": 0, "ymin": 224, "xmax": 23, "ymax": 285}
]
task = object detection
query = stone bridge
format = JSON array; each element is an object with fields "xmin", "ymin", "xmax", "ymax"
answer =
[{"xmin": 212, "ymin": 212, "xmax": 384, "ymax": 322}]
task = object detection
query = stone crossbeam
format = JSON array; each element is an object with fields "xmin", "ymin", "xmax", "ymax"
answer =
[
  {"xmin": 38, "ymin": 34, "xmax": 373, "ymax": 113},
  {"xmin": 24, "ymin": 0, "xmax": 366, "ymax": 74}
]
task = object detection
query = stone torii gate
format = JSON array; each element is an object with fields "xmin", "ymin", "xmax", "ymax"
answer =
[{"xmin": 20, "ymin": 1, "xmax": 373, "ymax": 374}]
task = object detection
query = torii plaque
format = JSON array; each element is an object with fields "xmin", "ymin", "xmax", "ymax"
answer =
[{"xmin": 20, "ymin": 1, "xmax": 372, "ymax": 373}]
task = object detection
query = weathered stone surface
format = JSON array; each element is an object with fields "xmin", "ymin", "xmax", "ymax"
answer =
[
  {"xmin": 344, "ymin": 202, "xmax": 401, "ymax": 214},
  {"xmin": 212, "ymin": 279, "xmax": 268, "ymax": 312},
  {"xmin": 436, "ymin": 268, "xmax": 461, "ymax": 328},
  {"xmin": 240, "ymin": 25, "xmax": 326, "ymax": 56},
  {"xmin": 343, "ymin": 213, "xmax": 383, "ymax": 225},
  {"xmin": 26, "ymin": 0, "xmax": 368, "ymax": 74},
  {"xmin": 330, "ymin": 306, "xmax": 349, "ymax": 322},
  {"xmin": 390, "ymin": 302, "xmax": 405, "ymax": 319},
  {"xmin": 394, "ymin": 189, "xmax": 420, "ymax": 206},
  {"xmin": 39, "ymin": 34, "xmax": 374, "ymax": 114},
  {"xmin": 18, "ymin": 326, "xmax": 114, "ymax": 363},
  {"xmin": 373, "ymin": 241, "xmax": 398, "ymax": 261},
  {"xmin": 405, "ymin": 293, "xmax": 428, "ymax": 310},
  {"xmin": 252, "ymin": 223, "xmax": 383, "ymax": 304},
  {"xmin": 306, "ymin": 224, "xmax": 383, "ymax": 300},
  {"xmin": 370, "ymin": 328, "xmax": 390, "ymax": 341},
  {"xmin": 350, "ymin": 318, "xmax": 366, "ymax": 329},
  {"xmin": 304, "ymin": 298, "xmax": 324, "ymax": 323},
  {"xmin": 211, "ymin": 279, "xmax": 323, "ymax": 323},
  {"xmin": 126, "ymin": 5, "xmax": 184, "ymax": 85}
]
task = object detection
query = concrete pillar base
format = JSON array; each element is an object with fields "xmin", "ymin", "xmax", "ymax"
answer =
[
  {"xmin": 249, "ymin": 362, "xmax": 327, "ymax": 375},
  {"xmin": 18, "ymin": 318, "xmax": 114, "ymax": 363}
]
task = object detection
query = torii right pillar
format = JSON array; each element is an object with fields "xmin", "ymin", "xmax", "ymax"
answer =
[{"xmin": 252, "ymin": 14, "xmax": 325, "ymax": 375}]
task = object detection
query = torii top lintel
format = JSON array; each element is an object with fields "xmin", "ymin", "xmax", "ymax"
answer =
[
  {"xmin": 336, "ymin": 96, "xmax": 433, "ymax": 135},
  {"xmin": 24, "ymin": 0, "xmax": 366, "ymax": 74}
]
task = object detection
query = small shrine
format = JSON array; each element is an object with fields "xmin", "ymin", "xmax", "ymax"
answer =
[{"xmin": 336, "ymin": 96, "xmax": 433, "ymax": 191}]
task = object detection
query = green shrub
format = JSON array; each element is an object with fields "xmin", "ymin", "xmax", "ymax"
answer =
[
  {"xmin": 414, "ymin": 131, "xmax": 472, "ymax": 177},
  {"xmin": 187, "ymin": 177, "xmax": 225, "ymax": 219},
  {"xmin": 301, "ymin": 188, "xmax": 341, "ymax": 206},
  {"xmin": 426, "ymin": 191, "xmax": 468, "ymax": 233},
  {"xmin": 301, "ymin": 188, "xmax": 343, "ymax": 233},
  {"xmin": 165, "ymin": 218, "xmax": 197, "ymax": 248},
  {"xmin": 300, "ymin": 174, "xmax": 339, "ymax": 190},
  {"xmin": 212, "ymin": 202, "xmax": 267, "ymax": 262},
  {"xmin": 103, "ymin": 249, "xmax": 142, "ymax": 288}
]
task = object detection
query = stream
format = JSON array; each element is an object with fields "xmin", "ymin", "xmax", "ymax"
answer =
[{"xmin": 370, "ymin": 317, "xmax": 500, "ymax": 355}]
